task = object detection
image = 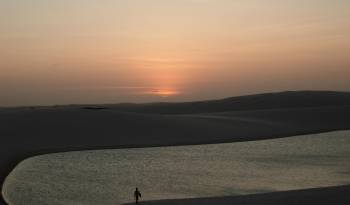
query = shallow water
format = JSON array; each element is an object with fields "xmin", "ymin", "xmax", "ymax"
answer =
[{"xmin": 3, "ymin": 131, "xmax": 350, "ymax": 205}]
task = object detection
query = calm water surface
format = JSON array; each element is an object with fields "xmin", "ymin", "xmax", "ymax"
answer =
[{"xmin": 3, "ymin": 131, "xmax": 350, "ymax": 205}]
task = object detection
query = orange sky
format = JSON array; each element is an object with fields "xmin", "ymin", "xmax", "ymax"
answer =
[{"xmin": 0, "ymin": 0, "xmax": 350, "ymax": 106}]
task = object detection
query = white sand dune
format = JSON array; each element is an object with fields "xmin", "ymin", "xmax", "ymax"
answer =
[{"xmin": 1, "ymin": 91, "xmax": 350, "ymax": 204}]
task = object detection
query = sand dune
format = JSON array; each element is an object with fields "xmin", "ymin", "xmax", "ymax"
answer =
[
  {"xmin": 1, "ymin": 91, "xmax": 350, "ymax": 204},
  {"xmin": 109, "ymin": 91, "xmax": 350, "ymax": 114}
]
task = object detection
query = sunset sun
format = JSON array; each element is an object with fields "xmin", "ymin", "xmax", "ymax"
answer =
[{"xmin": 144, "ymin": 88, "xmax": 180, "ymax": 97}]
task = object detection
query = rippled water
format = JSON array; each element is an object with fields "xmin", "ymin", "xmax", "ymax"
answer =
[{"xmin": 3, "ymin": 131, "xmax": 350, "ymax": 205}]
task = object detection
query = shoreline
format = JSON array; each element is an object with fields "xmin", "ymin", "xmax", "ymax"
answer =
[{"xmin": 123, "ymin": 185, "xmax": 350, "ymax": 205}]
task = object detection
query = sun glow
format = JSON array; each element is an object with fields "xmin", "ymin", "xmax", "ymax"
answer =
[
  {"xmin": 118, "ymin": 60, "xmax": 185, "ymax": 98},
  {"xmin": 143, "ymin": 88, "xmax": 180, "ymax": 97},
  {"xmin": 1, "ymin": 0, "xmax": 349, "ymax": 106}
]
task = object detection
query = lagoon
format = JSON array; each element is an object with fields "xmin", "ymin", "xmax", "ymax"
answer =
[{"xmin": 3, "ymin": 131, "xmax": 350, "ymax": 205}]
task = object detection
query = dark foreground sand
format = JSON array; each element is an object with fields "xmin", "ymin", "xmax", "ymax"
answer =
[
  {"xmin": 1, "ymin": 91, "xmax": 350, "ymax": 204},
  {"xmin": 123, "ymin": 185, "xmax": 350, "ymax": 205}
]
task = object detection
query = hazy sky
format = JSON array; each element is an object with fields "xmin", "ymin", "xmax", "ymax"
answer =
[{"xmin": 1, "ymin": 0, "xmax": 350, "ymax": 106}]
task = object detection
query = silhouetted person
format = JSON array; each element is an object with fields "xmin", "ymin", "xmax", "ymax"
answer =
[{"xmin": 134, "ymin": 187, "xmax": 142, "ymax": 204}]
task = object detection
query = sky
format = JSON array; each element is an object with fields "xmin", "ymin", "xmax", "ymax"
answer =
[{"xmin": 1, "ymin": 0, "xmax": 350, "ymax": 106}]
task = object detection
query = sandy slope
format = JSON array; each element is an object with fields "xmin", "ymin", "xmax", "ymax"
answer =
[
  {"xmin": 123, "ymin": 185, "xmax": 350, "ymax": 205},
  {"xmin": 1, "ymin": 91, "xmax": 350, "ymax": 204},
  {"xmin": 1, "ymin": 106, "xmax": 350, "ymax": 198},
  {"xmin": 109, "ymin": 91, "xmax": 350, "ymax": 114}
]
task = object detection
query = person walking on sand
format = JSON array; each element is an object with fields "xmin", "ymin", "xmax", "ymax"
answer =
[{"xmin": 134, "ymin": 187, "xmax": 142, "ymax": 204}]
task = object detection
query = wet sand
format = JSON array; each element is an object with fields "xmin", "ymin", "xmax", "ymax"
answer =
[{"xmin": 124, "ymin": 185, "xmax": 350, "ymax": 205}]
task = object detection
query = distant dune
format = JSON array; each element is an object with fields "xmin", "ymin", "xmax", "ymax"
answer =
[
  {"xmin": 109, "ymin": 91, "xmax": 350, "ymax": 114},
  {"xmin": 1, "ymin": 91, "xmax": 350, "ymax": 204},
  {"xmin": 123, "ymin": 185, "xmax": 350, "ymax": 205}
]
